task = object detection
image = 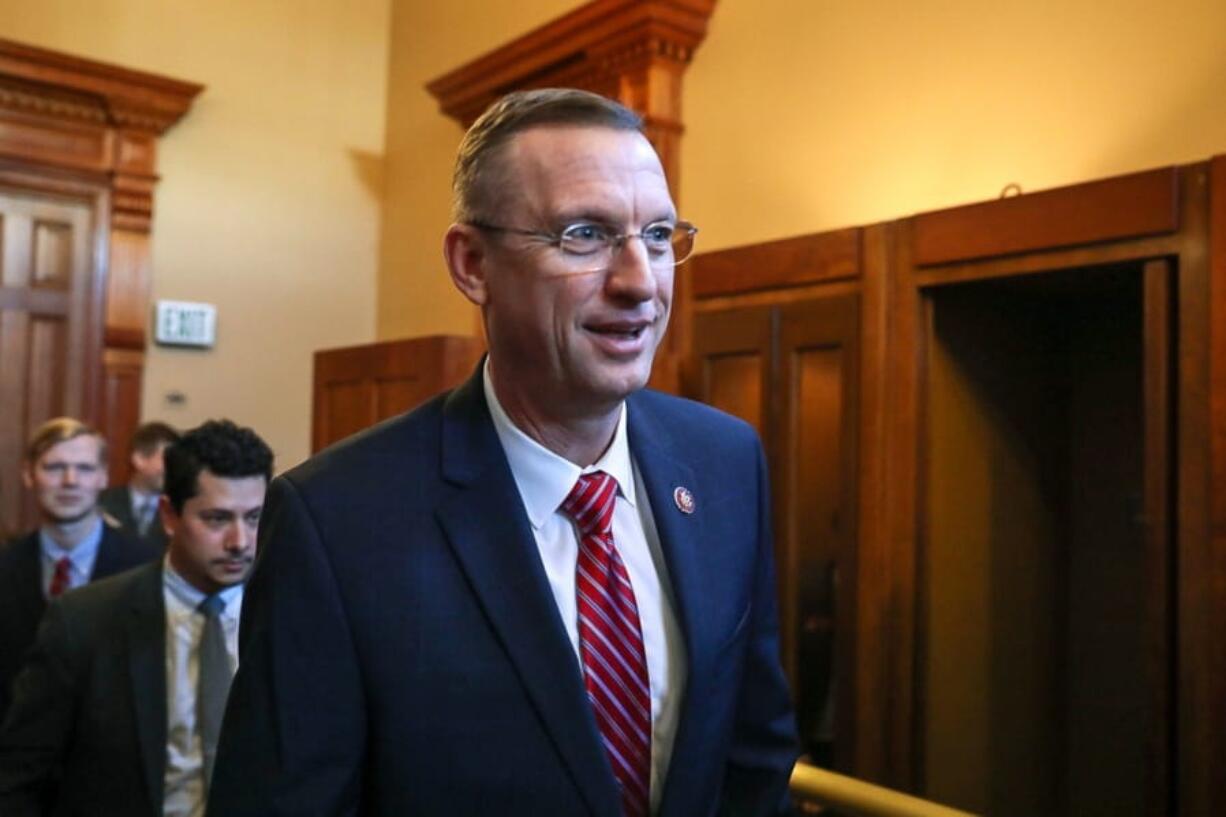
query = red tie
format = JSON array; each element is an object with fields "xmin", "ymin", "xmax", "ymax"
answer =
[
  {"xmin": 561, "ymin": 472, "xmax": 651, "ymax": 817},
  {"xmin": 48, "ymin": 556, "xmax": 72, "ymax": 598}
]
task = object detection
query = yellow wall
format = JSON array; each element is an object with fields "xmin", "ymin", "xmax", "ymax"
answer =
[
  {"xmin": 378, "ymin": 0, "xmax": 1226, "ymax": 338},
  {"xmin": 8, "ymin": 0, "xmax": 1225, "ymax": 461},
  {"xmin": 377, "ymin": 0, "xmax": 576, "ymax": 340},
  {"xmin": 0, "ymin": 0, "xmax": 390, "ymax": 470},
  {"xmin": 687, "ymin": 0, "xmax": 1226, "ymax": 248}
]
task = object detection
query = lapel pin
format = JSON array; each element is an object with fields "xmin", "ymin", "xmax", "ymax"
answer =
[{"xmin": 673, "ymin": 486, "xmax": 695, "ymax": 514}]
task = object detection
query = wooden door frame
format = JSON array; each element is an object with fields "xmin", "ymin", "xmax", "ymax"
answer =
[
  {"xmin": 876, "ymin": 163, "xmax": 1215, "ymax": 815},
  {"xmin": 0, "ymin": 37, "xmax": 201, "ymax": 486},
  {"xmin": 0, "ymin": 162, "xmax": 112, "ymax": 419},
  {"xmin": 1196, "ymin": 155, "xmax": 1226, "ymax": 817}
]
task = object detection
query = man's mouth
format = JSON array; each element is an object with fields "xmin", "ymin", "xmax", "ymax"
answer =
[{"xmin": 585, "ymin": 319, "xmax": 651, "ymax": 340}]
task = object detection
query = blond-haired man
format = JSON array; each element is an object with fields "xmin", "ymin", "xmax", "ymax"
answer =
[{"xmin": 0, "ymin": 418, "xmax": 155, "ymax": 720}]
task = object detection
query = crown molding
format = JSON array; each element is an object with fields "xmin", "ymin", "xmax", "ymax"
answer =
[
  {"xmin": 0, "ymin": 37, "xmax": 202, "ymax": 135},
  {"xmin": 426, "ymin": 0, "xmax": 716, "ymax": 127}
]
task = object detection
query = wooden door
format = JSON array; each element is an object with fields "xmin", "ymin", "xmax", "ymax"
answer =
[
  {"xmin": 777, "ymin": 294, "xmax": 860, "ymax": 771},
  {"xmin": 312, "ymin": 335, "xmax": 483, "ymax": 452},
  {"xmin": 0, "ymin": 186, "xmax": 99, "ymax": 532},
  {"xmin": 688, "ymin": 305, "xmax": 775, "ymax": 449},
  {"xmin": 691, "ymin": 295, "xmax": 860, "ymax": 772}
]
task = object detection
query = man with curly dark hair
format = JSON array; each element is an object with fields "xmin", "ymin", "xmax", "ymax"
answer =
[{"xmin": 0, "ymin": 419, "xmax": 273, "ymax": 817}]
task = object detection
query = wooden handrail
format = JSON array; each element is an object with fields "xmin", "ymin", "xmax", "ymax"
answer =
[{"xmin": 790, "ymin": 762, "xmax": 980, "ymax": 817}]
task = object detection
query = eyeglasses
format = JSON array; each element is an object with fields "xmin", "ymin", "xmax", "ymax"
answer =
[{"xmin": 469, "ymin": 219, "xmax": 698, "ymax": 273}]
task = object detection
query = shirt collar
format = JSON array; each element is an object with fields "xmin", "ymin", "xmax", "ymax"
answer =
[
  {"xmin": 130, "ymin": 487, "xmax": 158, "ymax": 510},
  {"xmin": 39, "ymin": 516, "xmax": 104, "ymax": 571},
  {"xmin": 483, "ymin": 358, "xmax": 637, "ymax": 531},
  {"xmin": 162, "ymin": 554, "xmax": 244, "ymax": 616}
]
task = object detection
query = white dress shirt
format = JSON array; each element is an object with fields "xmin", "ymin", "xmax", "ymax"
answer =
[
  {"xmin": 484, "ymin": 361, "xmax": 687, "ymax": 812},
  {"xmin": 162, "ymin": 559, "xmax": 243, "ymax": 817},
  {"xmin": 38, "ymin": 517, "xmax": 103, "ymax": 598}
]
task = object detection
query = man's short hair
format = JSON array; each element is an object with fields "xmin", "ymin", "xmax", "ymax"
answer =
[
  {"xmin": 163, "ymin": 420, "xmax": 274, "ymax": 513},
  {"xmin": 129, "ymin": 421, "xmax": 179, "ymax": 455},
  {"xmin": 452, "ymin": 88, "xmax": 644, "ymax": 223},
  {"xmin": 24, "ymin": 417, "xmax": 107, "ymax": 466}
]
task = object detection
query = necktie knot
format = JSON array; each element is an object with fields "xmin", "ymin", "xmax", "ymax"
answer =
[
  {"xmin": 560, "ymin": 471, "xmax": 618, "ymax": 539},
  {"xmin": 198, "ymin": 593, "xmax": 225, "ymax": 619}
]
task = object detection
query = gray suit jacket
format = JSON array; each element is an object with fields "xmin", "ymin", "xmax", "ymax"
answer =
[{"xmin": 0, "ymin": 561, "xmax": 168, "ymax": 817}]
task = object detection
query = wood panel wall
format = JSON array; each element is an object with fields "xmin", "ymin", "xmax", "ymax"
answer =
[
  {"xmin": 685, "ymin": 157, "xmax": 1226, "ymax": 816},
  {"xmin": 312, "ymin": 335, "xmax": 484, "ymax": 453}
]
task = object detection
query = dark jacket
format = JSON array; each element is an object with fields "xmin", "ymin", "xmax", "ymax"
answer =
[
  {"xmin": 99, "ymin": 486, "xmax": 169, "ymax": 550},
  {"xmin": 208, "ymin": 367, "xmax": 799, "ymax": 817},
  {"xmin": 0, "ymin": 561, "xmax": 168, "ymax": 816},
  {"xmin": 0, "ymin": 524, "xmax": 155, "ymax": 722}
]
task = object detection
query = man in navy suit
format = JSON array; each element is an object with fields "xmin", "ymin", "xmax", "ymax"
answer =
[
  {"xmin": 209, "ymin": 89, "xmax": 798, "ymax": 817},
  {"xmin": 0, "ymin": 418, "xmax": 154, "ymax": 721}
]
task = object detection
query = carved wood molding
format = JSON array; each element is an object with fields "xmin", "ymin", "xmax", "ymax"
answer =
[
  {"xmin": 0, "ymin": 39, "xmax": 203, "ymax": 232},
  {"xmin": 426, "ymin": 0, "xmax": 715, "ymax": 128},
  {"xmin": 0, "ymin": 38, "xmax": 202, "ymax": 135}
]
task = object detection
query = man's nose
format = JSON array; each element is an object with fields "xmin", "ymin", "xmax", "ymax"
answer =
[
  {"xmin": 225, "ymin": 521, "xmax": 252, "ymax": 551},
  {"xmin": 606, "ymin": 236, "xmax": 657, "ymax": 302},
  {"xmin": 62, "ymin": 466, "xmax": 79, "ymax": 486}
]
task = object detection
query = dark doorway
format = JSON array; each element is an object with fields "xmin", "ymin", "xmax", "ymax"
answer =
[{"xmin": 920, "ymin": 262, "xmax": 1171, "ymax": 816}]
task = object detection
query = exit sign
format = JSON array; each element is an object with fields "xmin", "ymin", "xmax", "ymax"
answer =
[{"xmin": 155, "ymin": 300, "xmax": 216, "ymax": 348}]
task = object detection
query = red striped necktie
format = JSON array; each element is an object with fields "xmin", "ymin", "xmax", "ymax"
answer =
[
  {"xmin": 48, "ymin": 556, "xmax": 72, "ymax": 598},
  {"xmin": 561, "ymin": 471, "xmax": 652, "ymax": 817}
]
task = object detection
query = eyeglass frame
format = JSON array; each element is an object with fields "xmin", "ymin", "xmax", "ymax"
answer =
[{"xmin": 467, "ymin": 219, "xmax": 699, "ymax": 272}]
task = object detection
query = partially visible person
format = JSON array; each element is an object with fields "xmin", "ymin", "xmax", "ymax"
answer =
[
  {"xmin": 100, "ymin": 421, "xmax": 180, "ymax": 548},
  {"xmin": 0, "ymin": 419, "xmax": 274, "ymax": 817},
  {"xmin": 0, "ymin": 418, "xmax": 155, "ymax": 721}
]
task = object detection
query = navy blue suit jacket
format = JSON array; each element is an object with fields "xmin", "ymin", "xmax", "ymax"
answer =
[
  {"xmin": 208, "ymin": 370, "xmax": 797, "ymax": 816},
  {"xmin": 0, "ymin": 525, "xmax": 155, "ymax": 723}
]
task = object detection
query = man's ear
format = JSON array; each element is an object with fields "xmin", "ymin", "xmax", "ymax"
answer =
[
  {"xmin": 444, "ymin": 223, "xmax": 490, "ymax": 306},
  {"xmin": 20, "ymin": 463, "xmax": 33, "ymax": 490},
  {"xmin": 158, "ymin": 494, "xmax": 177, "ymax": 539}
]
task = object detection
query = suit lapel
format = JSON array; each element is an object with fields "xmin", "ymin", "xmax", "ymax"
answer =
[
  {"xmin": 93, "ymin": 525, "xmax": 125, "ymax": 579},
  {"xmin": 626, "ymin": 396, "xmax": 722, "ymax": 816},
  {"xmin": 116, "ymin": 487, "xmax": 137, "ymax": 531},
  {"xmin": 12, "ymin": 535, "xmax": 47, "ymax": 639},
  {"xmin": 127, "ymin": 563, "xmax": 168, "ymax": 812},
  {"xmin": 434, "ymin": 372, "xmax": 620, "ymax": 817},
  {"xmin": 626, "ymin": 398, "xmax": 709, "ymax": 669}
]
